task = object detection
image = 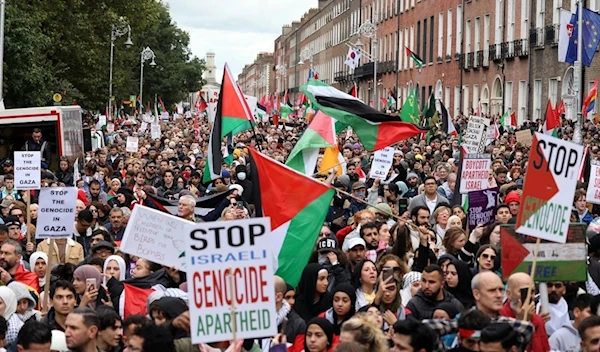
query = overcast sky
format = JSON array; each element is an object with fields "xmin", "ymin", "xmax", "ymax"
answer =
[{"xmin": 164, "ymin": 0, "xmax": 315, "ymax": 83}]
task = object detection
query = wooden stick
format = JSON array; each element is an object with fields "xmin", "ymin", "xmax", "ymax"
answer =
[
  {"xmin": 523, "ymin": 238, "xmax": 541, "ymax": 321},
  {"xmin": 228, "ymin": 267, "xmax": 237, "ymax": 351},
  {"xmin": 42, "ymin": 239, "xmax": 55, "ymax": 314},
  {"xmin": 25, "ymin": 193, "xmax": 31, "ymax": 243}
]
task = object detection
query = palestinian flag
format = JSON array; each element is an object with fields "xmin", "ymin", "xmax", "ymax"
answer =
[
  {"xmin": 423, "ymin": 92, "xmax": 437, "ymax": 119},
  {"xmin": 144, "ymin": 192, "xmax": 229, "ymax": 216},
  {"xmin": 286, "ymin": 110, "xmax": 338, "ymax": 175},
  {"xmin": 400, "ymin": 89, "xmax": 419, "ymax": 124},
  {"xmin": 255, "ymin": 103, "xmax": 267, "ymax": 120},
  {"xmin": 284, "ymin": 90, "xmax": 291, "ymax": 106},
  {"xmin": 302, "ymin": 79, "xmax": 425, "ymax": 152},
  {"xmin": 405, "ymin": 47, "xmax": 423, "ymax": 68},
  {"xmin": 280, "ymin": 102, "xmax": 294, "ymax": 120},
  {"xmin": 119, "ymin": 283, "xmax": 163, "ymax": 319},
  {"xmin": 203, "ymin": 63, "xmax": 254, "ymax": 183},
  {"xmin": 348, "ymin": 84, "xmax": 358, "ymax": 98},
  {"xmin": 439, "ymin": 101, "xmax": 457, "ymax": 136},
  {"xmin": 543, "ymin": 99, "xmax": 560, "ymax": 137},
  {"xmin": 158, "ymin": 98, "xmax": 166, "ymax": 113},
  {"xmin": 250, "ymin": 149, "xmax": 335, "ymax": 286}
]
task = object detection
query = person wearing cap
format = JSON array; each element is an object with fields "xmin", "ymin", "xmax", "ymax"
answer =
[
  {"xmin": 3, "ymin": 159, "xmax": 14, "ymax": 175},
  {"xmin": 4, "ymin": 216, "xmax": 22, "ymax": 243},
  {"xmin": 312, "ymin": 237, "xmax": 351, "ymax": 291},
  {"xmin": 349, "ymin": 181, "xmax": 368, "ymax": 216},
  {"xmin": 344, "ymin": 238, "xmax": 366, "ymax": 272},
  {"xmin": 369, "ymin": 203, "xmax": 395, "ymax": 228},
  {"xmin": 405, "ymin": 172, "xmax": 420, "ymax": 198},
  {"xmin": 504, "ymin": 191, "xmax": 521, "ymax": 218},
  {"xmin": 23, "ymin": 128, "xmax": 52, "ymax": 166}
]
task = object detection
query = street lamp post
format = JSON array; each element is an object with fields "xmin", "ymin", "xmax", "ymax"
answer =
[
  {"xmin": 298, "ymin": 46, "xmax": 315, "ymax": 82},
  {"xmin": 352, "ymin": 13, "xmax": 379, "ymax": 110},
  {"xmin": 139, "ymin": 46, "xmax": 156, "ymax": 112},
  {"xmin": 108, "ymin": 16, "xmax": 132, "ymax": 113}
]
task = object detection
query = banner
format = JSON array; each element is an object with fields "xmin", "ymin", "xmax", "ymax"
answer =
[
  {"xmin": 207, "ymin": 88, "xmax": 220, "ymax": 124},
  {"xmin": 516, "ymin": 133, "xmax": 583, "ymax": 243},
  {"xmin": 14, "ymin": 152, "xmax": 41, "ymax": 190},
  {"xmin": 459, "ymin": 154, "xmax": 491, "ymax": 194},
  {"xmin": 35, "ymin": 187, "xmax": 77, "ymax": 239},
  {"xmin": 121, "ymin": 206, "xmax": 190, "ymax": 271},
  {"xmin": 588, "ymin": 160, "xmax": 600, "ymax": 204},
  {"xmin": 467, "ymin": 187, "xmax": 498, "ymax": 228},
  {"xmin": 463, "ymin": 116, "xmax": 490, "ymax": 154},
  {"xmin": 185, "ymin": 217, "xmax": 276, "ymax": 344},
  {"xmin": 370, "ymin": 147, "xmax": 394, "ymax": 179},
  {"xmin": 151, "ymin": 124, "xmax": 161, "ymax": 140},
  {"xmin": 126, "ymin": 137, "xmax": 139, "ymax": 153}
]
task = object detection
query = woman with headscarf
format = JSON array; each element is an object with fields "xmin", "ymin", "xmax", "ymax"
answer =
[
  {"xmin": 319, "ymin": 283, "xmax": 356, "ymax": 335},
  {"xmin": 29, "ymin": 251, "xmax": 48, "ymax": 290},
  {"xmin": 288, "ymin": 317, "xmax": 338, "ymax": 352},
  {"xmin": 294, "ymin": 263, "xmax": 331, "ymax": 322},
  {"xmin": 73, "ymin": 265, "xmax": 104, "ymax": 309},
  {"xmin": 151, "ymin": 297, "xmax": 193, "ymax": 352},
  {"xmin": 445, "ymin": 259, "xmax": 475, "ymax": 308},
  {"xmin": 103, "ymin": 255, "xmax": 126, "ymax": 284},
  {"xmin": 0, "ymin": 286, "xmax": 24, "ymax": 346},
  {"xmin": 350, "ymin": 260, "xmax": 377, "ymax": 310},
  {"xmin": 400, "ymin": 271, "xmax": 421, "ymax": 307}
]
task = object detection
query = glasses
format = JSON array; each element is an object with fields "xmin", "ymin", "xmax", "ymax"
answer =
[
  {"xmin": 481, "ymin": 253, "xmax": 496, "ymax": 260},
  {"xmin": 13, "ymin": 213, "xmax": 23, "ymax": 218},
  {"xmin": 147, "ymin": 165, "xmax": 155, "ymax": 169}
]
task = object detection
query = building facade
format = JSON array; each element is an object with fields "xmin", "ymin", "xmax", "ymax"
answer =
[{"xmin": 237, "ymin": 52, "xmax": 275, "ymax": 99}]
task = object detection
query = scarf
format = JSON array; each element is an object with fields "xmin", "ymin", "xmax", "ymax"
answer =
[{"xmin": 261, "ymin": 300, "xmax": 291, "ymax": 351}]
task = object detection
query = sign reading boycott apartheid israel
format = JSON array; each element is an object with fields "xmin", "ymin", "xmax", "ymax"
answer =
[
  {"xmin": 500, "ymin": 224, "xmax": 587, "ymax": 282},
  {"xmin": 516, "ymin": 133, "xmax": 583, "ymax": 243},
  {"xmin": 460, "ymin": 154, "xmax": 491, "ymax": 194},
  {"xmin": 185, "ymin": 217, "xmax": 276, "ymax": 344}
]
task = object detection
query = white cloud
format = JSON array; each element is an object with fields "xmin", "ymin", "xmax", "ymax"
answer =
[{"xmin": 164, "ymin": 0, "xmax": 316, "ymax": 81}]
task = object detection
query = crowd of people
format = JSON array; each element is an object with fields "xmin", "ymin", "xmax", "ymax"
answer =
[{"xmin": 0, "ymin": 105, "xmax": 598, "ymax": 352}]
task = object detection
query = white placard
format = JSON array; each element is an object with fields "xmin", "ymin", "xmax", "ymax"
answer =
[
  {"xmin": 160, "ymin": 112, "xmax": 169, "ymax": 120},
  {"xmin": 173, "ymin": 113, "xmax": 180, "ymax": 120},
  {"xmin": 98, "ymin": 115, "xmax": 107, "ymax": 127},
  {"xmin": 463, "ymin": 116, "xmax": 490, "ymax": 154},
  {"xmin": 207, "ymin": 88, "xmax": 220, "ymax": 124},
  {"xmin": 73, "ymin": 158, "xmax": 80, "ymax": 183},
  {"xmin": 126, "ymin": 137, "xmax": 139, "ymax": 153},
  {"xmin": 370, "ymin": 147, "xmax": 394, "ymax": 179},
  {"xmin": 460, "ymin": 154, "xmax": 492, "ymax": 194},
  {"xmin": 139, "ymin": 122, "xmax": 148, "ymax": 133},
  {"xmin": 151, "ymin": 124, "xmax": 161, "ymax": 140},
  {"xmin": 14, "ymin": 152, "xmax": 41, "ymax": 190},
  {"xmin": 587, "ymin": 160, "xmax": 600, "ymax": 205},
  {"xmin": 106, "ymin": 123, "xmax": 115, "ymax": 134},
  {"xmin": 35, "ymin": 187, "xmax": 77, "ymax": 239},
  {"xmin": 120, "ymin": 206, "xmax": 190, "ymax": 271},
  {"xmin": 185, "ymin": 217, "xmax": 276, "ymax": 344}
]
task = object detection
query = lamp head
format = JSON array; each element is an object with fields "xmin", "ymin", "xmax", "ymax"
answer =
[{"xmin": 297, "ymin": 60, "xmax": 304, "ymax": 66}]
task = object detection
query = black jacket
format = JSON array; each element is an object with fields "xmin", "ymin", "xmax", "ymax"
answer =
[{"xmin": 406, "ymin": 289, "xmax": 464, "ymax": 320}]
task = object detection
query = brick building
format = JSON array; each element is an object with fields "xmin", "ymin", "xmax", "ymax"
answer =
[{"xmin": 237, "ymin": 52, "xmax": 275, "ymax": 99}]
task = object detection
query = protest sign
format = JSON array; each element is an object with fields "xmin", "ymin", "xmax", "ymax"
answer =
[
  {"xmin": 459, "ymin": 154, "xmax": 491, "ymax": 194},
  {"xmin": 462, "ymin": 116, "xmax": 490, "ymax": 153},
  {"xmin": 139, "ymin": 122, "xmax": 148, "ymax": 132},
  {"xmin": 14, "ymin": 152, "xmax": 41, "ymax": 190},
  {"xmin": 126, "ymin": 137, "xmax": 139, "ymax": 153},
  {"xmin": 151, "ymin": 124, "xmax": 161, "ymax": 140},
  {"xmin": 120, "ymin": 206, "xmax": 189, "ymax": 271},
  {"xmin": 516, "ymin": 129, "xmax": 533, "ymax": 147},
  {"xmin": 186, "ymin": 217, "xmax": 276, "ymax": 344},
  {"xmin": 97, "ymin": 115, "xmax": 107, "ymax": 129},
  {"xmin": 500, "ymin": 223, "xmax": 587, "ymax": 281},
  {"xmin": 160, "ymin": 112, "xmax": 169, "ymax": 120},
  {"xmin": 467, "ymin": 187, "xmax": 498, "ymax": 228},
  {"xmin": 516, "ymin": 133, "xmax": 583, "ymax": 243},
  {"xmin": 35, "ymin": 187, "xmax": 77, "ymax": 239},
  {"xmin": 587, "ymin": 160, "xmax": 600, "ymax": 205},
  {"xmin": 106, "ymin": 123, "xmax": 115, "ymax": 134},
  {"xmin": 370, "ymin": 147, "xmax": 394, "ymax": 179}
]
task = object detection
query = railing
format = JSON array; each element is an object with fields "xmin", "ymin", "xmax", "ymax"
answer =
[
  {"xmin": 465, "ymin": 52, "xmax": 474, "ymax": 69},
  {"xmin": 514, "ymin": 38, "xmax": 529, "ymax": 57},
  {"xmin": 545, "ymin": 24, "xmax": 559, "ymax": 45},
  {"xmin": 530, "ymin": 27, "xmax": 544, "ymax": 48},
  {"xmin": 489, "ymin": 44, "xmax": 502, "ymax": 61},
  {"xmin": 353, "ymin": 62, "xmax": 374, "ymax": 79}
]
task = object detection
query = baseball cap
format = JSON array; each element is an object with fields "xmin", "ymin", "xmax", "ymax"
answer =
[
  {"xmin": 317, "ymin": 238, "xmax": 337, "ymax": 253},
  {"xmin": 352, "ymin": 181, "xmax": 367, "ymax": 190},
  {"xmin": 346, "ymin": 237, "xmax": 366, "ymax": 250},
  {"xmin": 4, "ymin": 215, "xmax": 21, "ymax": 228}
]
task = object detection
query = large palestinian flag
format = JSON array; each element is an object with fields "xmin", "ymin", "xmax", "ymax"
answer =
[
  {"xmin": 302, "ymin": 79, "xmax": 425, "ymax": 151},
  {"xmin": 250, "ymin": 149, "xmax": 334, "ymax": 287},
  {"xmin": 286, "ymin": 110, "xmax": 338, "ymax": 175},
  {"xmin": 203, "ymin": 63, "xmax": 254, "ymax": 183}
]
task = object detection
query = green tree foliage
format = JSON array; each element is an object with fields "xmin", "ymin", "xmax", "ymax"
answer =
[{"xmin": 2, "ymin": 0, "xmax": 205, "ymax": 110}]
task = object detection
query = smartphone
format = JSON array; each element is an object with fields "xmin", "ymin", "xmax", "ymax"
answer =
[
  {"xmin": 383, "ymin": 267, "xmax": 394, "ymax": 282},
  {"xmin": 399, "ymin": 198, "xmax": 408, "ymax": 210},
  {"xmin": 86, "ymin": 278, "xmax": 97, "ymax": 289},
  {"xmin": 236, "ymin": 201, "xmax": 244, "ymax": 209},
  {"xmin": 520, "ymin": 287, "xmax": 530, "ymax": 306}
]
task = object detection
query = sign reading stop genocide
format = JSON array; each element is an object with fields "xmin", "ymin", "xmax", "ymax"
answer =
[{"xmin": 185, "ymin": 217, "xmax": 276, "ymax": 344}]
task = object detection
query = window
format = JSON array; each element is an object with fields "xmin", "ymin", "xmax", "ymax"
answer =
[
  {"xmin": 430, "ymin": 16, "xmax": 434, "ymax": 63},
  {"xmin": 399, "ymin": 29, "xmax": 403, "ymax": 70},
  {"xmin": 507, "ymin": 0, "xmax": 515, "ymax": 43},
  {"xmin": 423, "ymin": 18, "xmax": 427, "ymax": 62},
  {"xmin": 536, "ymin": 0, "xmax": 545, "ymax": 28},
  {"xmin": 410, "ymin": 25, "xmax": 415, "ymax": 68},
  {"xmin": 505, "ymin": 81, "xmax": 513, "ymax": 114},
  {"xmin": 475, "ymin": 17, "xmax": 481, "ymax": 54},
  {"xmin": 447, "ymin": 9, "xmax": 453, "ymax": 57},
  {"xmin": 549, "ymin": 78, "xmax": 559, "ymax": 106},
  {"xmin": 533, "ymin": 79, "xmax": 541, "ymax": 121},
  {"xmin": 521, "ymin": 0, "xmax": 529, "ymax": 39},
  {"xmin": 518, "ymin": 81, "xmax": 527, "ymax": 124},
  {"xmin": 552, "ymin": 0, "xmax": 560, "ymax": 25},
  {"xmin": 473, "ymin": 84, "xmax": 480, "ymax": 110},
  {"xmin": 463, "ymin": 86, "xmax": 470, "ymax": 114},
  {"xmin": 445, "ymin": 87, "xmax": 451, "ymax": 110},
  {"xmin": 454, "ymin": 86, "xmax": 461, "ymax": 116},
  {"xmin": 456, "ymin": 5, "xmax": 462, "ymax": 54},
  {"xmin": 495, "ymin": 0, "xmax": 503, "ymax": 44},
  {"xmin": 417, "ymin": 21, "xmax": 421, "ymax": 60},
  {"xmin": 405, "ymin": 28, "xmax": 410, "ymax": 69},
  {"xmin": 484, "ymin": 14, "xmax": 490, "ymax": 61},
  {"xmin": 438, "ymin": 12, "xmax": 444, "ymax": 59},
  {"xmin": 466, "ymin": 20, "xmax": 472, "ymax": 53}
]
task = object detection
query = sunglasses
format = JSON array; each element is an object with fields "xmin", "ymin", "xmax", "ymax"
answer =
[{"xmin": 481, "ymin": 253, "xmax": 496, "ymax": 260}]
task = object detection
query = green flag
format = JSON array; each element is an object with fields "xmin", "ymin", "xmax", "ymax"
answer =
[
  {"xmin": 400, "ymin": 89, "xmax": 419, "ymax": 124},
  {"xmin": 423, "ymin": 92, "xmax": 436, "ymax": 119}
]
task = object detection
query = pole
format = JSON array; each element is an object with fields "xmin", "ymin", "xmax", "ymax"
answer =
[
  {"xmin": 395, "ymin": 0, "xmax": 401, "ymax": 111},
  {"xmin": 523, "ymin": 238, "xmax": 541, "ymax": 321},
  {"xmin": 0, "ymin": 0, "xmax": 5, "ymax": 107},
  {"xmin": 574, "ymin": 0, "xmax": 584, "ymax": 144},
  {"xmin": 42, "ymin": 239, "xmax": 55, "ymax": 314},
  {"xmin": 139, "ymin": 51, "xmax": 144, "ymax": 111},
  {"xmin": 108, "ymin": 30, "xmax": 115, "ymax": 115},
  {"xmin": 373, "ymin": 38, "xmax": 378, "ymax": 111},
  {"xmin": 25, "ymin": 194, "xmax": 31, "ymax": 243},
  {"xmin": 228, "ymin": 267, "xmax": 237, "ymax": 351}
]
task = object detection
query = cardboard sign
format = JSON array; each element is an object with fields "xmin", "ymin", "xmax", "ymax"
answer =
[
  {"xmin": 370, "ymin": 147, "xmax": 394, "ymax": 179},
  {"xmin": 516, "ymin": 129, "xmax": 533, "ymax": 147},
  {"xmin": 120, "ymin": 206, "xmax": 190, "ymax": 271},
  {"xmin": 126, "ymin": 137, "xmax": 139, "ymax": 153},
  {"xmin": 106, "ymin": 123, "xmax": 115, "ymax": 134},
  {"xmin": 139, "ymin": 122, "xmax": 148, "ymax": 133},
  {"xmin": 467, "ymin": 187, "xmax": 498, "ymax": 228},
  {"xmin": 463, "ymin": 116, "xmax": 490, "ymax": 154},
  {"xmin": 587, "ymin": 160, "xmax": 600, "ymax": 204},
  {"xmin": 516, "ymin": 133, "xmax": 583, "ymax": 243},
  {"xmin": 160, "ymin": 112, "xmax": 169, "ymax": 120},
  {"xmin": 14, "ymin": 152, "xmax": 41, "ymax": 190},
  {"xmin": 500, "ymin": 223, "xmax": 587, "ymax": 281},
  {"xmin": 185, "ymin": 217, "xmax": 276, "ymax": 344},
  {"xmin": 459, "ymin": 154, "xmax": 491, "ymax": 194},
  {"xmin": 35, "ymin": 187, "xmax": 77, "ymax": 239},
  {"xmin": 151, "ymin": 124, "xmax": 161, "ymax": 140}
]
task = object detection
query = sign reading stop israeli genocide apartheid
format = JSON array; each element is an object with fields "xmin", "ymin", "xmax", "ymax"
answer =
[
  {"xmin": 185, "ymin": 217, "xmax": 276, "ymax": 344},
  {"xmin": 35, "ymin": 187, "xmax": 77, "ymax": 239},
  {"xmin": 459, "ymin": 154, "xmax": 491, "ymax": 194},
  {"xmin": 516, "ymin": 133, "xmax": 584, "ymax": 243},
  {"xmin": 587, "ymin": 160, "xmax": 600, "ymax": 205}
]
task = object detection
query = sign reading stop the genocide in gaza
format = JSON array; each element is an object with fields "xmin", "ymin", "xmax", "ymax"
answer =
[
  {"xmin": 185, "ymin": 217, "xmax": 276, "ymax": 344},
  {"xmin": 516, "ymin": 133, "xmax": 584, "ymax": 243}
]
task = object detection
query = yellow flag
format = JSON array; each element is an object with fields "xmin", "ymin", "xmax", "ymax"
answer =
[{"xmin": 319, "ymin": 145, "xmax": 345, "ymax": 176}]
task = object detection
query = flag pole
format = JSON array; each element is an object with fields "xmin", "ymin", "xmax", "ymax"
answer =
[{"xmin": 574, "ymin": 0, "xmax": 584, "ymax": 144}]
